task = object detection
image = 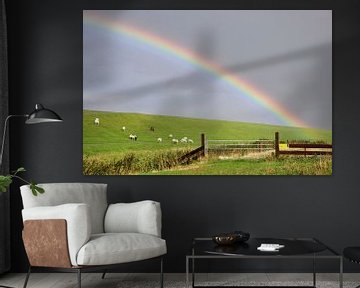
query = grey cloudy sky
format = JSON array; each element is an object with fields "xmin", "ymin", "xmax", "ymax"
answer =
[{"xmin": 83, "ymin": 10, "xmax": 332, "ymax": 129}]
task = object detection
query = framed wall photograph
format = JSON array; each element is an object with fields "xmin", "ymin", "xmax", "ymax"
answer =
[{"xmin": 83, "ymin": 10, "xmax": 332, "ymax": 175}]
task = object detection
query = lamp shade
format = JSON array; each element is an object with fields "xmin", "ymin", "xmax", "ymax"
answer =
[{"xmin": 25, "ymin": 104, "xmax": 63, "ymax": 124}]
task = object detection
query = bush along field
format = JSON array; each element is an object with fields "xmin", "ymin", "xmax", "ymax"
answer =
[{"xmin": 83, "ymin": 110, "xmax": 332, "ymax": 175}]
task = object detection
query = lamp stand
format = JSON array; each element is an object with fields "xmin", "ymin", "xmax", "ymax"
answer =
[
  {"xmin": 0, "ymin": 114, "xmax": 28, "ymax": 168},
  {"xmin": 0, "ymin": 105, "xmax": 62, "ymax": 287},
  {"xmin": 0, "ymin": 116, "xmax": 26, "ymax": 288}
]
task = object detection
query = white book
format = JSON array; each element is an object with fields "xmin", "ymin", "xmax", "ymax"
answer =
[{"xmin": 257, "ymin": 243, "xmax": 285, "ymax": 251}]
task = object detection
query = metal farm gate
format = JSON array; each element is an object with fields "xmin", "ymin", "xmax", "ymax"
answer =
[{"xmin": 206, "ymin": 139, "xmax": 274, "ymax": 154}]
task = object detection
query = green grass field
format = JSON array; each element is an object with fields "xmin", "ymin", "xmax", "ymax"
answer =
[
  {"xmin": 83, "ymin": 110, "xmax": 332, "ymax": 175},
  {"xmin": 144, "ymin": 155, "xmax": 332, "ymax": 175}
]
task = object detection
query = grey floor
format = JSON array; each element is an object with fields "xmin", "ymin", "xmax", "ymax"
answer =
[{"xmin": 0, "ymin": 273, "xmax": 359, "ymax": 288}]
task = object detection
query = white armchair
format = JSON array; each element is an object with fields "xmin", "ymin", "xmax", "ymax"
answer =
[{"xmin": 20, "ymin": 183, "xmax": 166, "ymax": 288}]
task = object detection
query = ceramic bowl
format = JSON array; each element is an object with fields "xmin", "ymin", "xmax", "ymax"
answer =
[{"xmin": 212, "ymin": 233, "xmax": 238, "ymax": 245}]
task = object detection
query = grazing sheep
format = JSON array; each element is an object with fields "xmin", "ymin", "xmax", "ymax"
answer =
[
  {"xmin": 180, "ymin": 137, "xmax": 188, "ymax": 143},
  {"xmin": 129, "ymin": 134, "xmax": 138, "ymax": 141},
  {"xmin": 94, "ymin": 118, "xmax": 100, "ymax": 125},
  {"xmin": 122, "ymin": 126, "xmax": 126, "ymax": 132},
  {"xmin": 188, "ymin": 139, "xmax": 194, "ymax": 143},
  {"xmin": 157, "ymin": 138, "xmax": 162, "ymax": 143},
  {"xmin": 168, "ymin": 134, "xmax": 173, "ymax": 138},
  {"xmin": 172, "ymin": 138, "xmax": 179, "ymax": 144}
]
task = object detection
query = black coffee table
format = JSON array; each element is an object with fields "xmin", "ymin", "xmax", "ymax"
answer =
[{"xmin": 186, "ymin": 237, "xmax": 342, "ymax": 288}]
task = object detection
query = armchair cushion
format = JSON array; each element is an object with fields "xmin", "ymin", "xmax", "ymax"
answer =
[
  {"xmin": 22, "ymin": 203, "xmax": 91, "ymax": 266},
  {"xmin": 76, "ymin": 233, "xmax": 167, "ymax": 266},
  {"xmin": 104, "ymin": 200, "xmax": 162, "ymax": 237},
  {"xmin": 21, "ymin": 183, "xmax": 108, "ymax": 234}
]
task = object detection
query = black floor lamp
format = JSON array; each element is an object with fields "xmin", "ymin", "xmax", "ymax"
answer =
[
  {"xmin": 0, "ymin": 103, "xmax": 63, "ymax": 288},
  {"xmin": 0, "ymin": 103, "xmax": 63, "ymax": 167}
]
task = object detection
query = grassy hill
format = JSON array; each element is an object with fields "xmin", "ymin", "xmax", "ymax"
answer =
[{"xmin": 83, "ymin": 110, "xmax": 332, "ymax": 156}]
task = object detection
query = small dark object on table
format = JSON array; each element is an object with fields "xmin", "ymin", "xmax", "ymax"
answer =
[{"xmin": 233, "ymin": 230, "xmax": 250, "ymax": 242}]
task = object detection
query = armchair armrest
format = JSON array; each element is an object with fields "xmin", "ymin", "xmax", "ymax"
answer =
[
  {"xmin": 22, "ymin": 203, "xmax": 91, "ymax": 266},
  {"xmin": 104, "ymin": 200, "xmax": 162, "ymax": 237}
]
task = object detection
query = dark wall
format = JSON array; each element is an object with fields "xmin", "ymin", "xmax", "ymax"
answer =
[{"xmin": 5, "ymin": 0, "xmax": 360, "ymax": 273}]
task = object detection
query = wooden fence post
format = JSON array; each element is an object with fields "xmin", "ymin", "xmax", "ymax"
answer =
[
  {"xmin": 275, "ymin": 132, "xmax": 279, "ymax": 158},
  {"xmin": 201, "ymin": 133, "xmax": 208, "ymax": 157}
]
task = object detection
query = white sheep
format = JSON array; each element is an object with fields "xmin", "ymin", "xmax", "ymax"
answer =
[
  {"xmin": 129, "ymin": 134, "xmax": 138, "ymax": 141},
  {"xmin": 180, "ymin": 137, "xmax": 187, "ymax": 143},
  {"xmin": 188, "ymin": 139, "xmax": 194, "ymax": 144},
  {"xmin": 94, "ymin": 118, "xmax": 100, "ymax": 125},
  {"xmin": 157, "ymin": 138, "xmax": 162, "ymax": 143},
  {"xmin": 122, "ymin": 126, "xmax": 126, "ymax": 132},
  {"xmin": 168, "ymin": 134, "xmax": 173, "ymax": 138},
  {"xmin": 172, "ymin": 138, "xmax": 179, "ymax": 144}
]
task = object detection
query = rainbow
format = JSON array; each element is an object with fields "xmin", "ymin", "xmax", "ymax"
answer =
[{"xmin": 83, "ymin": 13, "xmax": 309, "ymax": 128}]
